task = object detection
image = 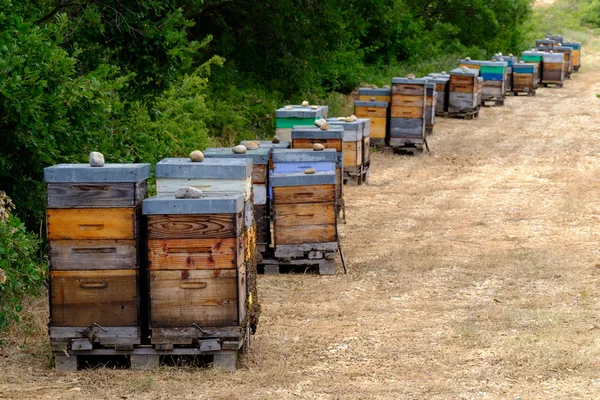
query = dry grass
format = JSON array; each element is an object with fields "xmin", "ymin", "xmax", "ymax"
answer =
[{"xmin": 3, "ymin": 33, "xmax": 600, "ymax": 400}]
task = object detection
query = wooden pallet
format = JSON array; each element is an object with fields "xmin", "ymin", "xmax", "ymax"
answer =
[
  {"xmin": 482, "ymin": 98, "xmax": 505, "ymax": 107},
  {"xmin": 510, "ymin": 90, "xmax": 536, "ymax": 97},
  {"xmin": 53, "ymin": 326, "xmax": 248, "ymax": 372},
  {"xmin": 260, "ymin": 257, "xmax": 336, "ymax": 275},
  {"xmin": 542, "ymin": 82, "xmax": 564, "ymax": 88},
  {"xmin": 445, "ymin": 108, "xmax": 480, "ymax": 120},
  {"xmin": 343, "ymin": 166, "xmax": 369, "ymax": 186}
]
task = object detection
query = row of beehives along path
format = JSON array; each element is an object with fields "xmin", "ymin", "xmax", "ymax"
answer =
[
  {"xmin": 43, "ymin": 116, "xmax": 373, "ymax": 371},
  {"xmin": 353, "ymin": 35, "xmax": 581, "ymax": 152}
]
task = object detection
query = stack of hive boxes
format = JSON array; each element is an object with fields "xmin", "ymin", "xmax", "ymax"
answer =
[
  {"xmin": 448, "ymin": 67, "xmax": 480, "ymax": 116},
  {"xmin": 354, "ymin": 87, "xmax": 390, "ymax": 147},
  {"xmin": 495, "ymin": 55, "xmax": 517, "ymax": 93},
  {"xmin": 44, "ymin": 163, "xmax": 150, "ymax": 367},
  {"xmin": 521, "ymin": 51, "xmax": 544, "ymax": 84},
  {"xmin": 275, "ymin": 105, "xmax": 328, "ymax": 142},
  {"xmin": 389, "ymin": 77, "xmax": 428, "ymax": 150},
  {"xmin": 327, "ymin": 118, "xmax": 371, "ymax": 185},
  {"xmin": 547, "ymin": 35, "xmax": 563, "ymax": 45},
  {"xmin": 541, "ymin": 52, "xmax": 565, "ymax": 87},
  {"xmin": 428, "ymin": 73, "xmax": 450, "ymax": 117},
  {"xmin": 480, "ymin": 60, "xmax": 508, "ymax": 106},
  {"xmin": 512, "ymin": 62, "xmax": 538, "ymax": 95},
  {"xmin": 563, "ymin": 42, "xmax": 581, "ymax": 72},
  {"xmin": 553, "ymin": 45, "xmax": 573, "ymax": 79}
]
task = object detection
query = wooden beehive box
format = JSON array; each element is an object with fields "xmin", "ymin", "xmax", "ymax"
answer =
[
  {"xmin": 547, "ymin": 35, "xmax": 563, "ymax": 45},
  {"xmin": 521, "ymin": 51, "xmax": 544, "ymax": 83},
  {"xmin": 427, "ymin": 74, "xmax": 450, "ymax": 116},
  {"xmin": 326, "ymin": 118, "xmax": 364, "ymax": 170},
  {"xmin": 480, "ymin": 60, "xmax": 507, "ymax": 104},
  {"xmin": 241, "ymin": 140, "xmax": 290, "ymax": 150},
  {"xmin": 536, "ymin": 39, "xmax": 554, "ymax": 51},
  {"xmin": 270, "ymin": 171, "xmax": 338, "ymax": 259},
  {"xmin": 354, "ymin": 100, "xmax": 388, "ymax": 146},
  {"xmin": 142, "ymin": 195, "xmax": 248, "ymax": 346},
  {"xmin": 203, "ymin": 147, "xmax": 271, "ymax": 250},
  {"xmin": 291, "ymin": 126, "xmax": 343, "ymax": 204},
  {"xmin": 495, "ymin": 55, "xmax": 517, "ymax": 92},
  {"xmin": 512, "ymin": 62, "xmax": 538, "ymax": 94},
  {"xmin": 448, "ymin": 67, "xmax": 480, "ymax": 114},
  {"xmin": 271, "ymin": 148, "xmax": 337, "ymax": 175},
  {"xmin": 389, "ymin": 77, "xmax": 428, "ymax": 147},
  {"xmin": 44, "ymin": 163, "xmax": 150, "ymax": 350},
  {"xmin": 358, "ymin": 87, "xmax": 392, "ymax": 102},
  {"xmin": 275, "ymin": 105, "xmax": 328, "ymax": 142},
  {"xmin": 423, "ymin": 80, "xmax": 436, "ymax": 135},
  {"xmin": 553, "ymin": 46, "xmax": 573, "ymax": 77},
  {"xmin": 459, "ymin": 59, "xmax": 482, "ymax": 70},
  {"xmin": 541, "ymin": 52, "xmax": 565, "ymax": 84},
  {"xmin": 563, "ymin": 42, "xmax": 581, "ymax": 71}
]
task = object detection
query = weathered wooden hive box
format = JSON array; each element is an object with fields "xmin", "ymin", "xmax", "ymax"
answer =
[
  {"xmin": 270, "ymin": 171, "xmax": 338, "ymax": 260},
  {"xmin": 563, "ymin": 42, "xmax": 581, "ymax": 71},
  {"xmin": 541, "ymin": 52, "xmax": 565, "ymax": 84},
  {"xmin": 142, "ymin": 195, "xmax": 249, "ymax": 349},
  {"xmin": 271, "ymin": 148, "xmax": 337, "ymax": 175},
  {"xmin": 459, "ymin": 59, "xmax": 482, "ymax": 70},
  {"xmin": 553, "ymin": 46, "xmax": 573, "ymax": 77},
  {"xmin": 354, "ymin": 100, "xmax": 388, "ymax": 146},
  {"xmin": 547, "ymin": 35, "xmax": 563, "ymax": 45},
  {"xmin": 448, "ymin": 67, "xmax": 480, "ymax": 114},
  {"xmin": 275, "ymin": 105, "xmax": 328, "ymax": 142},
  {"xmin": 521, "ymin": 51, "xmax": 544, "ymax": 83},
  {"xmin": 203, "ymin": 148, "xmax": 270, "ymax": 250},
  {"xmin": 512, "ymin": 62, "xmax": 538, "ymax": 94},
  {"xmin": 389, "ymin": 77, "xmax": 428, "ymax": 148},
  {"xmin": 423, "ymin": 80, "xmax": 437, "ymax": 135},
  {"xmin": 536, "ymin": 39, "xmax": 554, "ymax": 51},
  {"xmin": 358, "ymin": 87, "xmax": 392, "ymax": 102},
  {"xmin": 291, "ymin": 126, "xmax": 343, "ymax": 203},
  {"xmin": 44, "ymin": 163, "xmax": 150, "ymax": 351},
  {"xmin": 428, "ymin": 74, "xmax": 450, "ymax": 116},
  {"xmin": 480, "ymin": 61, "xmax": 507, "ymax": 104},
  {"xmin": 326, "ymin": 118, "xmax": 371, "ymax": 183},
  {"xmin": 495, "ymin": 55, "xmax": 517, "ymax": 92}
]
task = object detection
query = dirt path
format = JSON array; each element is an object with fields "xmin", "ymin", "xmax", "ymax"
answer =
[{"xmin": 3, "ymin": 40, "xmax": 600, "ymax": 400}]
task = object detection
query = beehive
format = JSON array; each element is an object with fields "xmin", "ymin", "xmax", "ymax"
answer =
[
  {"xmin": 512, "ymin": 62, "xmax": 538, "ymax": 94},
  {"xmin": 240, "ymin": 140, "xmax": 290, "ymax": 149},
  {"xmin": 44, "ymin": 163, "xmax": 150, "ymax": 349},
  {"xmin": 448, "ymin": 68, "xmax": 480, "ymax": 114},
  {"xmin": 270, "ymin": 148, "xmax": 338, "ymax": 175},
  {"xmin": 562, "ymin": 42, "xmax": 581, "ymax": 71},
  {"xmin": 547, "ymin": 35, "xmax": 563, "ymax": 45},
  {"xmin": 358, "ymin": 87, "xmax": 392, "ymax": 102},
  {"xmin": 142, "ymin": 195, "xmax": 248, "ymax": 345},
  {"xmin": 203, "ymin": 147, "xmax": 271, "ymax": 248},
  {"xmin": 521, "ymin": 51, "xmax": 544, "ymax": 83},
  {"xmin": 270, "ymin": 171, "xmax": 338, "ymax": 258},
  {"xmin": 354, "ymin": 100, "xmax": 388, "ymax": 146},
  {"xmin": 424, "ymin": 80, "xmax": 437, "ymax": 135},
  {"xmin": 536, "ymin": 39, "xmax": 554, "ymax": 51},
  {"xmin": 480, "ymin": 60, "xmax": 507, "ymax": 104},
  {"xmin": 427, "ymin": 74, "xmax": 450, "ymax": 116},
  {"xmin": 389, "ymin": 77, "xmax": 428, "ymax": 148},
  {"xmin": 495, "ymin": 55, "xmax": 517, "ymax": 93},
  {"xmin": 275, "ymin": 105, "xmax": 328, "ymax": 142},
  {"xmin": 326, "ymin": 118, "xmax": 371, "ymax": 174},
  {"xmin": 291, "ymin": 126, "xmax": 343, "ymax": 205},
  {"xmin": 459, "ymin": 59, "xmax": 482, "ymax": 70},
  {"xmin": 553, "ymin": 46, "xmax": 573, "ymax": 78},
  {"xmin": 541, "ymin": 52, "xmax": 565, "ymax": 84}
]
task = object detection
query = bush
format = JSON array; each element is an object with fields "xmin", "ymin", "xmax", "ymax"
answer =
[{"xmin": 0, "ymin": 192, "xmax": 46, "ymax": 329}]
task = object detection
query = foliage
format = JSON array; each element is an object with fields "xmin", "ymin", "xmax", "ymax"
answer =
[{"xmin": 0, "ymin": 192, "xmax": 45, "ymax": 329}]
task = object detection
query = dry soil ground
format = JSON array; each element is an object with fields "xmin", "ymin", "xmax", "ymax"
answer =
[{"xmin": 3, "ymin": 37, "xmax": 600, "ymax": 400}]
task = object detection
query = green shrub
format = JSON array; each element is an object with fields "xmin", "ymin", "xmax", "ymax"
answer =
[{"xmin": 0, "ymin": 192, "xmax": 45, "ymax": 329}]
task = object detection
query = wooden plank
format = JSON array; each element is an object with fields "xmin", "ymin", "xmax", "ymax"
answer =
[
  {"xmin": 343, "ymin": 140, "xmax": 362, "ymax": 167},
  {"xmin": 274, "ymin": 203, "xmax": 335, "ymax": 227},
  {"xmin": 275, "ymin": 224, "xmax": 336, "ymax": 246},
  {"xmin": 451, "ymin": 75, "xmax": 477, "ymax": 84},
  {"xmin": 391, "ymin": 95, "xmax": 424, "ymax": 107},
  {"xmin": 147, "ymin": 214, "xmax": 239, "ymax": 240},
  {"xmin": 151, "ymin": 326, "xmax": 243, "ymax": 344},
  {"xmin": 252, "ymin": 165, "xmax": 267, "ymax": 185},
  {"xmin": 47, "ymin": 182, "xmax": 146, "ymax": 209},
  {"xmin": 237, "ymin": 265, "xmax": 247, "ymax": 325},
  {"xmin": 390, "ymin": 106, "xmax": 424, "ymax": 119},
  {"xmin": 47, "ymin": 208, "xmax": 136, "ymax": 240},
  {"xmin": 254, "ymin": 204, "xmax": 268, "ymax": 244},
  {"xmin": 273, "ymin": 185, "xmax": 335, "ymax": 205},
  {"xmin": 156, "ymin": 178, "xmax": 251, "ymax": 201},
  {"xmin": 364, "ymin": 117, "xmax": 387, "ymax": 139},
  {"xmin": 50, "ymin": 239, "xmax": 138, "ymax": 270},
  {"xmin": 50, "ymin": 270, "xmax": 138, "ymax": 327},
  {"xmin": 147, "ymin": 238, "xmax": 240, "ymax": 270},
  {"xmin": 292, "ymin": 138, "xmax": 342, "ymax": 152},
  {"xmin": 449, "ymin": 83, "xmax": 476, "ymax": 93},
  {"xmin": 149, "ymin": 269, "xmax": 239, "ymax": 328},
  {"xmin": 392, "ymin": 84, "xmax": 425, "ymax": 96},
  {"xmin": 353, "ymin": 106, "xmax": 387, "ymax": 118},
  {"xmin": 358, "ymin": 95, "xmax": 390, "ymax": 102},
  {"xmin": 363, "ymin": 137, "xmax": 370, "ymax": 165}
]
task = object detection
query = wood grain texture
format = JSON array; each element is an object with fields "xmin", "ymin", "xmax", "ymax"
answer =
[
  {"xmin": 449, "ymin": 83, "xmax": 476, "ymax": 94},
  {"xmin": 292, "ymin": 138, "xmax": 342, "ymax": 152},
  {"xmin": 358, "ymin": 95, "xmax": 391, "ymax": 102},
  {"xmin": 47, "ymin": 182, "xmax": 146, "ymax": 209},
  {"xmin": 50, "ymin": 270, "xmax": 138, "ymax": 327},
  {"xmin": 273, "ymin": 185, "xmax": 336, "ymax": 205},
  {"xmin": 147, "ymin": 238, "xmax": 240, "ymax": 270},
  {"xmin": 391, "ymin": 106, "xmax": 424, "ymax": 119},
  {"xmin": 343, "ymin": 140, "xmax": 362, "ymax": 167},
  {"xmin": 147, "ymin": 214, "xmax": 240, "ymax": 240},
  {"xmin": 451, "ymin": 75, "xmax": 477, "ymax": 84},
  {"xmin": 363, "ymin": 137, "xmax": 371, "ymax": 164},
  {"xmin": 359, "ymin": 116, "xmax": 387, "ymax": 139},
  {"xmin": 354, "ymin": 106, "xmax": 387, "ymax": 118},
  {"xmin": 156, "ymin": 178, "xmax": 251, "ymax": 201},
  {"xmin": 47, "ymin": 208, "xmax": 136, "ymax": 240},
  {"xmin": 238, "ymin": 265, "xmax": 247, "ymax": 324},
  {"xmin": 274, "ymin": 224, "xmax": 337, "ymax": 245},
  {"xmin": 252, "ymin": 165, "xmax": 267, "ymax": 184},
  {"xmin": 254, "ymin": 204, "xmax": 268, "ymax": 243},
  {"xmin": 50, "ymin": 239, "xmax": 138, "ymax": 270},
  {"xmin": 391, "ymin": 95, "xmax": 424, "ymax": 107},
  {"xmin": 392, "ymin": 84, "xmax": 425, "ymax": 96},
  {"xmin": 149, "ymin": 269, "xmax": 240, "ymax": 327},
  {"xmin": 274, "ymin": 203, "xmax": 335, "ymax": 227}
]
